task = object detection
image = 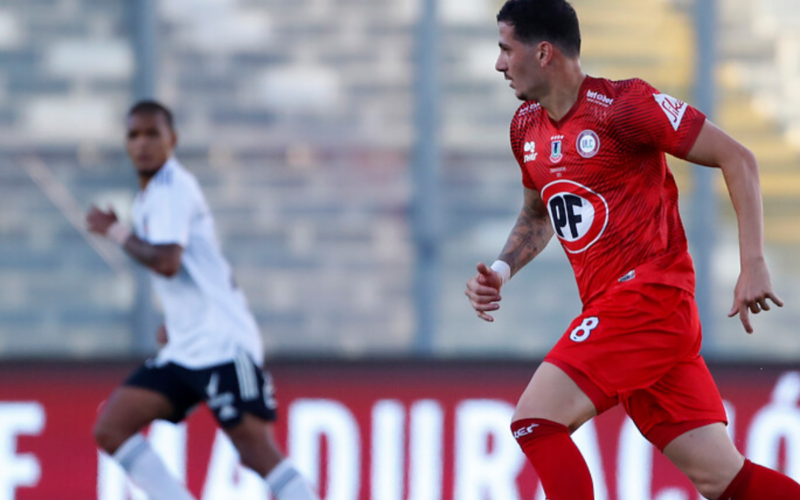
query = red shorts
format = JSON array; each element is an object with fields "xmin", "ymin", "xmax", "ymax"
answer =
[{"xmin": 545, "ymin": 282, "xmax": 727, "ymax": 451}]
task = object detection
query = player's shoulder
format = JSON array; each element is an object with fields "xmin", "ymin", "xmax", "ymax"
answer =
[
  {"xmin": 511, "ymin": 101, "xmax": 544, "ymax": 130},
  {"xmin": 152, "ymin": 159, "xmax": 199, "ymax": 192},
  {"xmin": 585, "ymin": 76, "xmax": 657, "ymax": 104}
]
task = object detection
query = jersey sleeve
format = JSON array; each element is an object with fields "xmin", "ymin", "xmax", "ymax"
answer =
[
  {"xmin": 613, "ymin": 79, "xmax": 706, "ymax": 159},
  {"xmin": 143, "ymin": 180, "xmax": 195, "ymax": 247},
  {"xmin": 510, "ymin": 104, "xmax": 537, "ymax": 190}
]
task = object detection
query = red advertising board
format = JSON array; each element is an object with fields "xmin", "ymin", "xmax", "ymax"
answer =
[{"xmin": 0, "ymin": 361, "xmax": 798, "ymax": 500}]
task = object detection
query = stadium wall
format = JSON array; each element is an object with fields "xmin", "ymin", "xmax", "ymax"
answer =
[{"xmin": 0, "ymin": 360, "xmax": 798, "ymax": 500}]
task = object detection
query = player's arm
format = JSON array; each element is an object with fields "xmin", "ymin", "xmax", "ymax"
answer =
[
  {"xmin": 465, "ymin": 187, "xmax": 553, "ymax": 322},
  {"xmin": 498, "ymin": 186, "xmax": 554, "ymax": 276},
  {"xmin": 86, "ymin": 205, "xmax": 182, "ymax": 277},
  {"xmin": 684, "ymin": 120, "xmax": 784, "ymax": 333},
  {"xmin": 121, "ymin": 237, "xmax": 182, "ymax": 277}
]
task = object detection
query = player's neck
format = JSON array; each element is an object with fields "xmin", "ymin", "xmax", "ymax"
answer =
[
  {"xmin": 539, "ymin": 62, "xmax": 585, "ymax": 123},
  {"xmin": 137, "ymin": 164, "xmax": 165, "ymax": 190}
]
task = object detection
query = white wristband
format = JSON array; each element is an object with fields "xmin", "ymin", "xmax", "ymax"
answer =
[
  {"xmin": 106, "ymin": 222, "xmax": 132, "ymax": 246},
  {"xmin": 490, "ymin": 260, "xmax": 511, "ymax": 285}
]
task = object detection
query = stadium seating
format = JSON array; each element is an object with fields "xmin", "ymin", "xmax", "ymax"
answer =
[{"xmin": 0, "ymin": 0, "xmax": 797, "ymax": 359}]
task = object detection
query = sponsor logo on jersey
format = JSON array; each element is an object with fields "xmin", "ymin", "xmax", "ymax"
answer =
[
  {"xmin": 576, "ymin": 130, "xmax": 600, "ymax": 158},
  {"xmin": 518, "ymin": 102, "xmax": 541, "ymax": 116},
  {"xmin": 619, "ymin": 269, "xmax": 636, "ymax": 282},
  {"xmin": 653, "ymin": 93, "xmax": 688, "ymax": 131},
  {"xmin": 540, "ymin": 180, "xmax": 609, "ymax": 254},
  {"xmin": 587, "ymin": 90, "xmax": 614, "ymax": 107},
  {"xmin": 523, "ymin": 141, "xmax": 538, "ymax": 162},
  {"xmin": 550, "ymin": 135, "xmax": 564, "ymax": 163}
]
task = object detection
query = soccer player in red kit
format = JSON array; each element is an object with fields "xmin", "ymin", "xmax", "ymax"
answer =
[{"xmin": 464, "ymin": 1, "xmax": 798, "ymax": 499}]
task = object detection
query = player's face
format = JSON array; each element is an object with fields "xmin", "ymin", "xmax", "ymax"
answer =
[
  {"xmin": 496, "ymin": 22, "xmax": 544, "ymax": 101},
  {"xmin": 125, "ymin": 112, "xmax": 176, "ymax": 177}
]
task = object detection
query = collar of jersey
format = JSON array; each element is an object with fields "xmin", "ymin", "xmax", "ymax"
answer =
[
  {"xmin": 139, "ymin": 157, "xmax": 180, "ymax": 198},
  {"xmin": 153, "ymin": 157, "xmax": 179, "ymax": 182},
  {"xmin": 548, "ymin": 75, "xmax": 593, "ymax": 129}
]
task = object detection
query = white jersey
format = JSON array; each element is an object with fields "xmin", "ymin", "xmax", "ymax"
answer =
[{"xmin": 131, "ymin": 158, "xmax": 264, "ymax": 368}]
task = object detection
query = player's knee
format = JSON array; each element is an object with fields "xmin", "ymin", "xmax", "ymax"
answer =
[
  {"xmin": 694, "ymin": 480, "xmax": 726, "ymax": 500},
  {"xmin": 511, "ymin": 409, "xmax": 585, "ymax": 435},
  {"xmin": 685, "ymin": 468, "xmax": 729, "ymax": 500},
  {"xmin": 239, "ymin": 451, "xmax": 270, "ymax": 477},
  {"xmin": 93, "ymin": 419, "xmax": 129, "ymax": 455},
  {"xmin": 227, "ymin": 420, "xmax": 284, "ymax": 476}
]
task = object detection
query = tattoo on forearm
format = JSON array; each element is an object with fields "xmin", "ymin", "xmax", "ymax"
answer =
[{"xmin": 498, "ymin": 196, "xmax": 552, "ymax": 276}]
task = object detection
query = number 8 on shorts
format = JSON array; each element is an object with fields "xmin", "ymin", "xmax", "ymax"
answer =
[{"xmin": 570, "ymin": 316, "xmax": 599, "ymax": 342}]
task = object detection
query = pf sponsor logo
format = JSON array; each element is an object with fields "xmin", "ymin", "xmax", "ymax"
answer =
[
  {"xmin": 654, "ymin": 93, "xmax": 687, "ymax": 131},
  {"xmin": 550, "ymin": 135, "xmax": 564, "ymax": 163},
  {"xmin": 576, "ymin": 130, "xmax": 600, "ymax": 158},
  {"xmin": 523, "ymin": 141, "xmax": 537, "ymax": 162},
  {"xmin": 540, "ymin": 180, "xmax": 609, "ymax": 254}
]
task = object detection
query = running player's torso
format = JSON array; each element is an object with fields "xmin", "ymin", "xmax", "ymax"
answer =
[
  {"xmin": 132, "ymin": 158, "xmax": 263, "ymax": 368},
  {"xmin": 510, "ymin": 76, "xmax": 706, "ymax": 305}
]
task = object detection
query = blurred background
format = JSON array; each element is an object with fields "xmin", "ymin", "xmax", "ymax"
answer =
[
  {"xmin": 1, "ymin": 1, "xmax": 800, "ymax": 498},
  {"xmin": 0, "ymin": 0, "xmax": 799, "ymax": 361}
]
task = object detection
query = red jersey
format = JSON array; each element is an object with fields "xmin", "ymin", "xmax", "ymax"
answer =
[{"xmin": 510, "ymin": 76, "xmax": 706, "ymax": 305}]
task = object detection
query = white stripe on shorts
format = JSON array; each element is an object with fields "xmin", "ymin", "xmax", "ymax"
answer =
[{"xmin": 234, "ymin": 350, "xmax": 258, "ymax": 400}]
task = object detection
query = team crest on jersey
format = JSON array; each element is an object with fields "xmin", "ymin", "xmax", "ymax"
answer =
[
  {"xmin": 550, "ymin": 135, "xmax": 564, "ymax": 163},
  {"xmin": 540, "ymin": 180, "xmax": 609, "ymax": 254},
  {"xmin": 576, "ymin": 130, "xmax": 600, "ymax": 158}
]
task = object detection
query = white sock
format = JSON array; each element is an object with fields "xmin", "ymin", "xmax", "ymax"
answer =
[
  {"xmin": 113, "ymin": 433, "xmax": 196, "ymax": 500},
  {"xmin": 265, "ymin": 460, "xmax": 320, "ymax": 500}
]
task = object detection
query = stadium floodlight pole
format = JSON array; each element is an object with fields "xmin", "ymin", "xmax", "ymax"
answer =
[
  {"xmin": 129, "ymin": 0, "xmax": 157, "ymax": 100},
  {"xmin": 128, "ymin": 0, "xmax": 160, "ymax": 355},
  {"xmin": 692, "ymin": 0, "xmax": 717, "ymax": 354},
  {"xmin": 411, "ymin": 0, "xmax": 442, "ymax": 355}
]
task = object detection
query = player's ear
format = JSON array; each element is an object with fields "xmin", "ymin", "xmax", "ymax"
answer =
[{"xmin": 537, "ymin": 41, "xmax": 553, "ymax": 67}]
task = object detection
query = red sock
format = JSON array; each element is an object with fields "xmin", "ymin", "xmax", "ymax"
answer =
[
  {"xmin": 511, "ymin": 418, "xmax": 594, "ymax": 500},
  {"xmin": 720, "ymin": 459, "xmax": 800, "ymax": 499}
]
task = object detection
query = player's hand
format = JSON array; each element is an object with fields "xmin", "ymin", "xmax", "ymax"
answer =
[
  {"xmin": 86, "ymin": 205, "xmax": 119, "ymax": 236},
  {"xmin": 465, "ymin": 262, "xmax": 504, "ymax": 322},
  {"xmin": 156, "ymin": 324, "xmax": 168, "ymax": 346},
  {"xmin": 728, "ymin": 259, "xmax": 784, "ymax": 334}
]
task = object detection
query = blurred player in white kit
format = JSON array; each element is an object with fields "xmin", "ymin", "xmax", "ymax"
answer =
[{"xmin": 87, "ymin": 100, "xmax": 319, "ymax": 500}]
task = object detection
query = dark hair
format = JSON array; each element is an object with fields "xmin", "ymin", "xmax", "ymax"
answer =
[
  {"xmin": 127, "ymin": 100, "xmax": 175, "ymax": 131},
  {"xmin": 497, "ymin": 0, "xmax": 581, "ymax": 58}
]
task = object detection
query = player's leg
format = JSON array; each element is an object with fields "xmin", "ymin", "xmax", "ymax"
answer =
[
  {"xmin": 511, "ymin": 361, "xmax": 600, "ymax": 500},
  {"xmin": 513, "ymin": 360, "xmax": 598, "ymax": 429},
  {"xmin": 664, "ymin": 423, "xmax": 800, "ymax": 499},
  {"xmin": 202, "ymin": 355, "xmax": 319, "ymax": 500},
  {"xmin": 94, "ymin": 385, "xmax": 174, "ymax": 454},
  {"xmin": 518, "ymin": 284, "xmax": 694, "ymax": 500},
  {"xmin": 223, "ymin": 414, "xmax": 319, "ymax": 500},
  {"xmin": 662, "ymin": 423, "xmax": 742, "ymax": 499},
  {"xmin": 222, "ymin": 413, "xmax": 283, "ymax": 475},
  {"xmin": 630, "ymin": 328, "xmax": 800, "ymax": 500},
  {"xmin": 94, "ymin": 365, "xmax": 198, "ymax": 500}
]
